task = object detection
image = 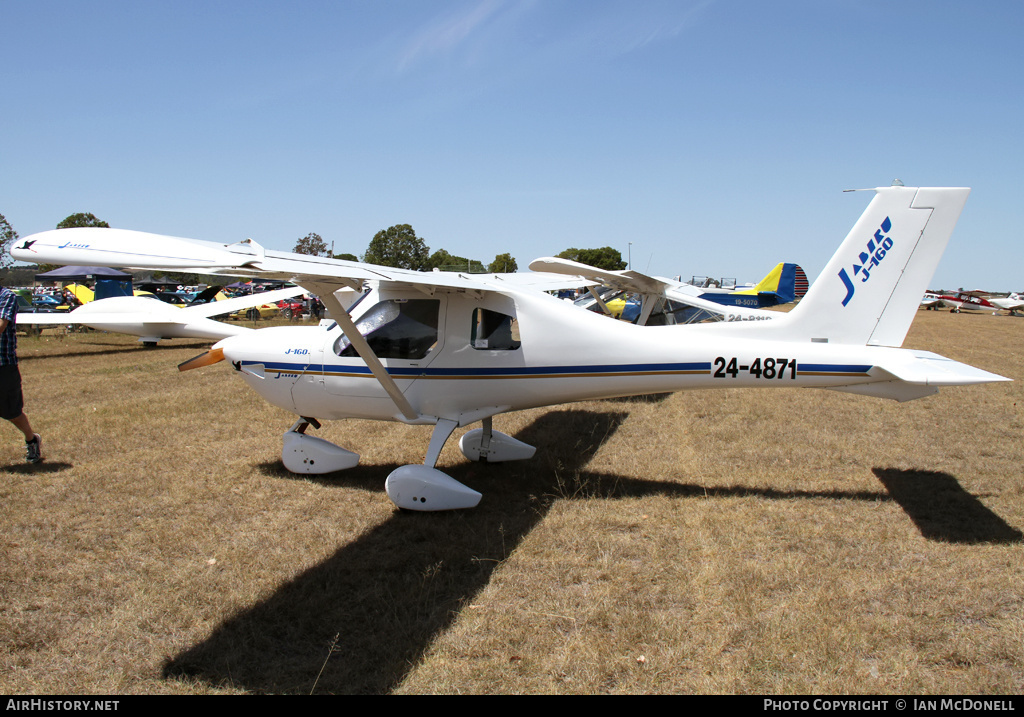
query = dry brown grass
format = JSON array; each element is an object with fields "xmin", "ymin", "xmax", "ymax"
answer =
[{"xmin": 1, "ymin": 311, "xmax": 1022, "ymax": 694}]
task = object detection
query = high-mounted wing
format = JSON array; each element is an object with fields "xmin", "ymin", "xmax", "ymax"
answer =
[
  {"xmin": 13, "ymin": 227, "xmax": 592, "ymax": 419},
  {"xmin": 12, "ymin": 228, "xmax": 590, "ymax": 297}
]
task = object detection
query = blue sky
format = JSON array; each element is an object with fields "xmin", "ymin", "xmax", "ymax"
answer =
[{"xmin": 3, "ymin": 0, "xmax": 1022, "ymax": 289}]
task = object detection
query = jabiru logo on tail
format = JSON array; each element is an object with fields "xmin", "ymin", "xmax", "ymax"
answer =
[{"xmin": 838, "ymin": 216, "xmax": 894, "ymax": 306}]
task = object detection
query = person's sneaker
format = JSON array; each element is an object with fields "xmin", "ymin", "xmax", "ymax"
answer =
[{"xmin": 25, "ymin": 434, "xmax": 42, "ymax": 464}]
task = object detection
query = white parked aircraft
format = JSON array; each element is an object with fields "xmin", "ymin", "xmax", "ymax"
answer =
[
  {"xmin": 12, "ymin": 185, "xmax": 1009, "ymax": 511},
  {"xmin": 990, "ymin": 292, "xmax": 1024, "ymax": 315},
  {"xmin": 929, "ymin": 290, "xmax": 1024, "ymax": 315},
  {"xmin": 16, "ymin": 286, "xmax": 304, "ymax": 345}
]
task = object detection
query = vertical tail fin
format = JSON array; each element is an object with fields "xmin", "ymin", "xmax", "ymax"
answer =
[
  {"xmin": 735, "ymin": 262, "xmax": 809, "ymax": 304},
  {"xmin": 779, "ymin": 185, "xmax": 970, "ymax": 346}
]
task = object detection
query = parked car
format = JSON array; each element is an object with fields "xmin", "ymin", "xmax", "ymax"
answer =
[
  {"xmin": 15, "ymin": 294, "xmax": 58, "ymax": 336},
  {"xmin": 229, "ymin": 301, "xmax": 281, "ymax": 321},
  {"xmin": 31, "ymin": 294, "xmax": 67, "ymax": 311},
  {"xmin": 276, "ymin": 298, "xmax": 305, "ymax": 319},
  {"xmin": 149, "ymin": 291, "xmax": 192, "ymax": 306}
]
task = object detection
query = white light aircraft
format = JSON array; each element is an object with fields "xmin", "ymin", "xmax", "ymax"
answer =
[
  {"xmin": 16, "ymin": 287, "xmax": 304, "ymax": 345},
  {"xmin": 938, "ymin": 290, "xmax": 1024, "ymax": 315},
  {"xmin": 12, "ymin": 185, "xmax": 1009, "ymax": 511},
  {"xmin": 990, "ymin": 292, "xmax": 1024, "ymax": 315}
]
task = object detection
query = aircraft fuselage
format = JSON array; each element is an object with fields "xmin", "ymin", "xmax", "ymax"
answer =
[{"xmin": 214, "ymin": 286, "xmax": 912, "ymax": 425}]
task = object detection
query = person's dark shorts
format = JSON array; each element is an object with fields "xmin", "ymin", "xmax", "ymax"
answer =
[{"xmin": 0, "ymin": 363, "xmax": 24, "ymax": 420}]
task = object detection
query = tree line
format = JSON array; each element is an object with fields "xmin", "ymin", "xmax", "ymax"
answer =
[{"xmin": 293, "ymin": 224, "xmax": 627, "ymax": 273}]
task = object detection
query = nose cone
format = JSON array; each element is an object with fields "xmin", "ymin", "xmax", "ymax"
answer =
[
  {"xmin": 212, "ymin": 332, "xmax": 250, "ymax": 363},
  {"xmin": 213, "ymin": 331, "xmax": 279, "ymax": 376},
  {"xmin": 212, "ymin": 326, "xmax": 323, "ymax": 414},
  {"xmin": 215, "ymin": 325, "xmax": 322, "ymax": 367}
]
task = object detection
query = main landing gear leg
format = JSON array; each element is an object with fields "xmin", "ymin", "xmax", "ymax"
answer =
[
  {"xmin": 385, "ymin": 419, "xmax": 483, "ymax": 511},
  {"xmin": 384, "ymin": 416, "xmax": 538, "ymax": 512}
]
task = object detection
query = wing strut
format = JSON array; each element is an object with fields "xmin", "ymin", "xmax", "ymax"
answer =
[
  {"xmin": 307, "ymin": 282, "xmax": 420, "ymax": 422},
  {"xmin": 587, "ymin": 286, "xmax": 613, "ymax": 316}
]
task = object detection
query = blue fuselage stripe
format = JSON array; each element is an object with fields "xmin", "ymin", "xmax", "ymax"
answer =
[
  {"xmin": 246, "ymin": 360, "xmax": 873, "ymax": 379},
  {"xmin": 251, "ymin": 361, "xmax": 712, "ymax": 378},
  {"xmin": 798, "ymin": 363, "xmax": 871, "ymax": 375}
]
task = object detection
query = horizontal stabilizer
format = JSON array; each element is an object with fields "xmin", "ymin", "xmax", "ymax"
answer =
[
  {"xmin": 875, "ymin": 350, "xmax": 1010, "ymax": 387},
  {"xmin": 826, "ymin": 350, "xmax": 1010, "ymax": 402}
]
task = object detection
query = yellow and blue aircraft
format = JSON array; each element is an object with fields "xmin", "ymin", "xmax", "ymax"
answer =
[{"xmin": 695, "ymin": 263, "xmax": 809, "ymax": 309}]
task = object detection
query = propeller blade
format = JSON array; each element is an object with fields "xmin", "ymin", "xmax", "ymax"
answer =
[{"xmin": 178, "ymin": 347, "xmax": 225, "ymax": 372}]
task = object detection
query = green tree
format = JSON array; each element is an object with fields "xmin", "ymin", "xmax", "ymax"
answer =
[
  {"xmin": 57, "ymin": 212, "xmax": 109, "ymax": 229},
  {"xmin": 294, "ymin": 232, "xmax": 329, "ymax": 256},
  {"xmin": 426, "ymin": 248, "xmax": 485, "ymax": 272},
  {"xmin": 363, "ymin": 224, "xmax": 430, "ymax": 270},
  {"xmin": 333, "ymin": 252, "xmax": 358, "ymax": 262},
  {"xmin": 556, "ymin": 246, "xmax": 626, "ymax": 271},
  {"xmin": 488, "ymin": 253, "xmax": 517, "ymax": 273},
  {"xmin": 426, "ymin": 248, "xmax": 460, "ymax": 270},
  {"xmin": 0, "ymin": 214, "xmax": 17, "ymax": 269}
]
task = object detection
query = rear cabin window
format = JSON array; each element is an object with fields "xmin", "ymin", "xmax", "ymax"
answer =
[
  {"xmin": 334, "ymin": 299, "xmax": 440, "ymax": 359},
  {"xmin": 471, "ymin": 308, "xmax": 520, "ymax": 350}
]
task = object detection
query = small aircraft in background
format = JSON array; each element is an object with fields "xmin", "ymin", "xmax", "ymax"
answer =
[
  {"xmin": 13, "ymin": 184, "xmax": 1009, "ymax": 511},
  {"xmin": 920, "ymin": 292, "xmax": 945, "ymax": 310},
  {"xmin": 986, "ymin": 292, "xmax": 1024, "ymax": 316},
  {"xmin": 541, "ymin": 257, "xmax": 785, "ymax": 326},
  {"xmin": 556, "ymin": 261, "xmax": 806, "ymax": 325},
  {"xmin": 690, "ymin": 262, "xmax": 809, "ymax": 309},
  {"xmin": 16, "ymin": 286, "xmax": 304, "ymax": 345},
  {"xmin": 932, "ymin": 290, "xmax": 1024, "ymax": 315}
]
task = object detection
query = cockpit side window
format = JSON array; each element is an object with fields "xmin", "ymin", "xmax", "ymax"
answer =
[
  {"xmin": 334, "ymin": 299, "xmax": 440, "ymax": 359},
  {"xmin": 645, "ymin": 298, "xmax": 723, "ymax": 325},
  {"xmin": 471, "ymin": 308, "xmax": 520, "ymax": 350}
]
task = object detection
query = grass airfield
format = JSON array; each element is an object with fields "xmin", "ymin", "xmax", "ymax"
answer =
[{"xmin": 1, "ymin": 309, "xmax": 1022, "ymax": 694}]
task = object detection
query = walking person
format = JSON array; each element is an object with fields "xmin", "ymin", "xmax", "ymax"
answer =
[{"xmin": 0, "ymin": 286, "xmax": 42, "ymax": 463}]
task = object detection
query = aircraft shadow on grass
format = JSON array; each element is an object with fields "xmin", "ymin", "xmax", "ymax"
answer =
[
  {"xmin": 874, "ymin": 468, "xmax": 1023, "ymax": 544},
  {"xmin": 2, "ymin": 461, "xmax": 72, "ymax": 474},
  {"xmin": 162, "ymin": 409, "xmax": 1021, "ymax": 694}
]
